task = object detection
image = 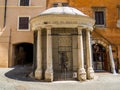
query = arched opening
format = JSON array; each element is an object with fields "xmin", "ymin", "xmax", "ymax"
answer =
[
  {"xmin": 92, "ymin": 43, "xmax": 108, "ymax": 72},
  {"xmin": 13, "ymin": 43, "xmax": 33, "ymax": 66}
]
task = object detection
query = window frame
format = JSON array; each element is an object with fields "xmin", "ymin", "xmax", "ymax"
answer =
[
  {"xmin": 19, "ymin": 0, "xmax": 31, "ymax": 6},
  {"xmin": 53, "ymin": 3, "xmax": 58, "ymax": 7},
  {"xmin": 118, "ymin": 6, "xmax": 120, "ymax": 19},
  {"xmin": 62, "ymin": 3, "xmax": 69, "ymax": 7},
  {"xmin": 92, "ymin": 7, "xmax": 106, "ymax": 28},
  {"xmin": 17, "ymin": 16, "xmax": 30, "ymax": 31},
  {"xmin": 52, "ymin": 2, "xmax": 68, "ymax": 7}
]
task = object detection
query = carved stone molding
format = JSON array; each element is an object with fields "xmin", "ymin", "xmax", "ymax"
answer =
[{"xmin": 30, "ymin": 14, "xmax": 95, "ymax": 30}]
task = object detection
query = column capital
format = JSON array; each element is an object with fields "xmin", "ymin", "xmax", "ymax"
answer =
[
  {"xmin": 78, "ymin": 30, "xmax": 82, "ymax": 35},
  {"xmin": 32, "ymin": 26, "xmax": 42, "ymax": 31},
  {"xmin": 77, "ymin": 26, "xmax": 83, "ymax": 30},
  {"xmin": 86, "ymin": 27, "xmax": 94, "ymax": 32},
  {"xmin": 32, "ymin": 27, "xmax": 36, "ymax": 31},
  {"xmin": 46, "ymin": 25, "xmax": 52, "ymax": 30},
  {"xmin": 36, "ymin": 27, "xmax": 42, "ymax": 30}
]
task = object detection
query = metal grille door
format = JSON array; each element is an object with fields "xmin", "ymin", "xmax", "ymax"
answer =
[{"xmin": 54, "ymin": 35, "xmax": 73, "ymax": 80}]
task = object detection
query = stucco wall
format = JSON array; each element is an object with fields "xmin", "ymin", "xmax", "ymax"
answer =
[
  {"xmin": 48, "ymin": 0, "xmax": 120, "ymax": 43},
  {"xmin": 0, "ymin": 0, "xmax": 5, "ymax": 28},
  {"xmin": 69, "ymin": 0, "xmax": 120, "ymax": 44},
  {"xmin": 0, "ymin": 0, "xmax": 46, "ymax": 67}
]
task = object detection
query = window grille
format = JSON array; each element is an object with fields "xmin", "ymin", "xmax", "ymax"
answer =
[
  {"xmin": 92, "ymin": 7, "xmax": 106, "ymax": 27},
  {"xmin": 20, "ymin": 0, "xmax": 29, "ymax": 6},
  {"xmin": 19, "ymin": 17, "xmax": 29, "ymax": 29}
]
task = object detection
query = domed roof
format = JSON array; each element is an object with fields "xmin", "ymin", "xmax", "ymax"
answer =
[{"xmin": 40, "ymin": 6, "xmax": 87, "ymax": 16}]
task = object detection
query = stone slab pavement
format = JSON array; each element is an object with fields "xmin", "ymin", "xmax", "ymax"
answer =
[{"xmin": 0, "ymin": 66, "xmax": 120, "ymax": 90}]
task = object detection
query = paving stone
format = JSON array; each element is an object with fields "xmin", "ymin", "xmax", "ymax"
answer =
[{"xmin": 0, "ymin": 66, "xmax": 120, "ymax": 90}]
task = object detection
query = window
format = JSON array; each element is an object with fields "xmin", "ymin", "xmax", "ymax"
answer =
[
  {"xmin": 18, "ymin": 17, "xmax": 29, "ymax": 30},
  {"xmin": 95, "ymin": 11, "xmax": 104, "ymax": 25},
  {"xmin": 118, "ymin": 6, "xmax": 120, "ymax": 19},
  {"xmin": 53, "ymin": 3, "xmax": 68, "ymax": 7},
  {"xmin": 62, "ymin": 3, "xmax": 68, "ymax": 7},
  {"xmin": 20, "ymin": 0, "xmax": 29, "ymax": 6},
  {"xmin": 92, "ymin": 7, "xmax": 106, "ymax": 27},
  {"xmin": 117, "ymin": 5, "xmax": 120, "ymax": 28},
  {"xmin": 53, "ymin": 3, "xmax": 58, "ymax": 7},
  {"xmin": 117, "ymin": 5, "xmax": 120, "ymax": 19}
]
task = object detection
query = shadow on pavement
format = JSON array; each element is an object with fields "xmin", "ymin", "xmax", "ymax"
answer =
[{"xmin": 5, "ymin": 65, "xmax": 37, "ymax": 82}]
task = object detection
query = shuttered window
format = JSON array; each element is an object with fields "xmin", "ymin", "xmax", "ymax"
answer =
[
  {"xmin": 20, "ymin": 0, "xmax": 29, "ymax": 6},
  {"xmin": 19, "ymin": 17, "xmax": 29, "ymax": 30},
  {"xmin": 95, "ymin": 11, "xmax": 104, "ymax": 25},
  {"xmin": 53, "ymin": 3, "xmax": 68, "ymax": 7},
  {"xmin": 117, "ymin": 5, "xmax": 120, "ymax": 19},
  {"xmin": 92, "ymin": 7, "xmax": 106, "ymax": 27}
]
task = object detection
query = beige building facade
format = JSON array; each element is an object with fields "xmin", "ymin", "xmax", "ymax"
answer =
[{"xmin": 0, "ymin": 0, "xmax": 46, "ymax": 67}]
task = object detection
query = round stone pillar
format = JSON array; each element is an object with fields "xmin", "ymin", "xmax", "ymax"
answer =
[
  {"xmin": 35, "ymin": 28, "xmax": 43, "ymax": 80},
  {"xmin": 86, "ymin": 30, "xmax": 94, "ymax": 80},
  {"xmin": 77, "ymin": 27, "xmax": 86, "ymax": 81},
  {"xmin": 45, "ymin": 26, "xmax": 53, "ymax": 82}
]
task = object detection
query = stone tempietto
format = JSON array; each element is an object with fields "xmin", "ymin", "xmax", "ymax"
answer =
[
  {"xmin": 0, "ymin": 0, "xmax": 119, "ymax": 82},
  {"xmin": 30, "ymin": 6, "xmax": 95, "ymax": 81}
]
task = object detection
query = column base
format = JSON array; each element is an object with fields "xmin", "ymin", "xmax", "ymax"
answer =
[
  {"xmin": 78, "ymin": 68, "xmax": 86, "ymax": 81},
  {"xmin": 35, "ymin": 69, "xmax": 42, "ymax": 80},
  {"xmin": 45, "ymin": 69, "xmax": 53, "ymax": 82},
  {"xmin": 87, "ymin": 67, "xmax": 94, "ymax": 80}
]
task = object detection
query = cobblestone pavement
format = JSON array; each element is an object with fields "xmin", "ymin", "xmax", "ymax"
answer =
[{"xmin": 0, "ymin": 66, "xmax": 120, "ymax": 90}]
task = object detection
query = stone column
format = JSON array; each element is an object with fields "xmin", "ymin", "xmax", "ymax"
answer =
[
  {"xmin": 77, "ymin": 27, "xmax": 86, "ymax": 81},
  {"xmin": 45, "ymin": 26, "xmax": 53, "ymax": 81},
  {"xmin": 35, "ymin": 29, "xmax": 42, "ymax": 80},
  {"xmin": 109, "ymin": 45, "xmax": 117, "ymax": 74},
  {"xmin": 86, "ymin": 30, "xmax": 94, "ymax": 79}
]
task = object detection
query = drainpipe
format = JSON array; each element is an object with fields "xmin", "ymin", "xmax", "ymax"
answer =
[
  {"xmin": 3, "ymin": 0, "xmax": 7, "ymax": 27},
  {"xmin": 8, "ymin": 28, "xmax": 11, "ymax": 67}
]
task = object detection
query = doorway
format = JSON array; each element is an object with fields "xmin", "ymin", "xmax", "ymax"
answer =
[
  {"xmin": 92, "ymin": 44, "xmax": 107, "ymax": 72},
  {"xmin": 53, "ymin": 34, "xmax": 73, "ymax": 80},
  {"xmin": 13, "ymin": 43, "xmax": 33, "ymax": 66}
]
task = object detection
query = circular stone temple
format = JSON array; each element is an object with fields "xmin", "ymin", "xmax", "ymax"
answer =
[{"xmin": 30, "ymin": 6, "xmax": 95, "ymax": 82}]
